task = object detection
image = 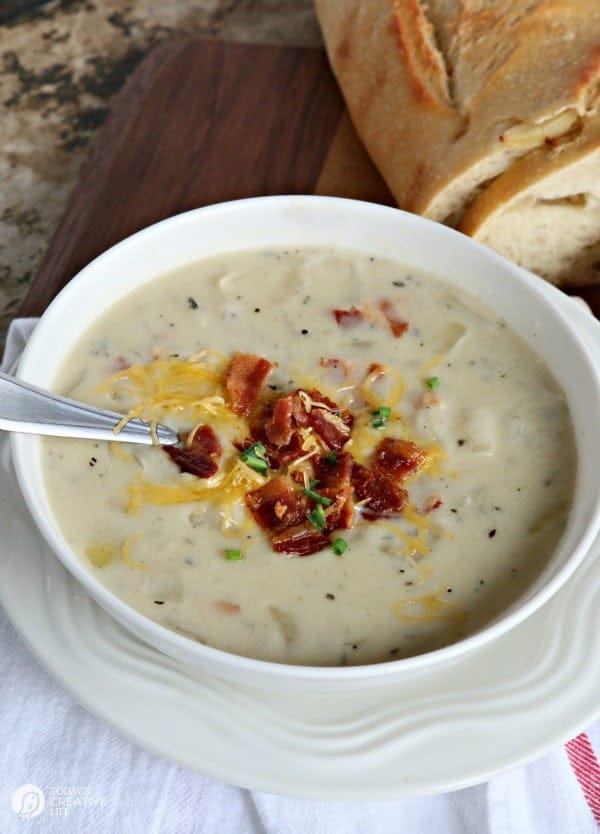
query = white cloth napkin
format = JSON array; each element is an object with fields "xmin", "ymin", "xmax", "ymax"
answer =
[{"xmin": 1, "ymin": 318, "xmax": 598, "ymax": 834}]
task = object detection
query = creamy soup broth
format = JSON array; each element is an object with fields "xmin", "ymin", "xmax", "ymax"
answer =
[{"xmin": 42, "ymin": 248, "xmax": 576, "ymax": 665}]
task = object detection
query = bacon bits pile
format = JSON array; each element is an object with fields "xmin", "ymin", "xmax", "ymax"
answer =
[{"xmin": 167, "ymin": 352, "xmax": 429, "ymax": 557}]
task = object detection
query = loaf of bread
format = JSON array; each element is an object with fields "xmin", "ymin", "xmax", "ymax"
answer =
[{"xmin": 315, "ymin": 0, "xmax": 600, "ymax": 286}]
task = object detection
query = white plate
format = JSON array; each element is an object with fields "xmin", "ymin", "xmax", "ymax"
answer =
[{"xmin": 0, "ymin": 288, "xmax": 599, "ymax": 800}]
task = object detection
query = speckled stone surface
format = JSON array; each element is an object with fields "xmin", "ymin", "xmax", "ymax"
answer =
[{"xmin": 0, "ymin": 0, "xmax": 321, "ymax": 344}]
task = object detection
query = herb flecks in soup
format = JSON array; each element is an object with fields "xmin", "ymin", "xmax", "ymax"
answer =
[{"xmin": 42, "ymin": 248, "xmax": 576, "ymax": 666}]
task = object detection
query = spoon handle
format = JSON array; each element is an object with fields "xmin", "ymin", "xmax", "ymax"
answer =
[{"xmin": 0, "ymin": 372, "xmax": 179, "ymax": 446}]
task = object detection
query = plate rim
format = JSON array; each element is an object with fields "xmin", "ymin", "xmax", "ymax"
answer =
[{"xmin": 1, "ymin": 285, "xmax": 599, "ymax": 800}]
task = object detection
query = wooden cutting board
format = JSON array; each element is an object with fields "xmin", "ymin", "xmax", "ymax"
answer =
[{"xmin": 18, "ymin": 36, "xmax": 598, "ymax": 316}]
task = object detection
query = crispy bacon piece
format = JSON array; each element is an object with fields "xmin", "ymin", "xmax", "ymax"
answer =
[
  {"xmin": 246, "ymin": 477, "xmax": 309, "ymax": 533},
  {"xmin": 306, "ymin": 409, "xmax": 350, "ymax": 452},
  {"xmin": 262, "ymin": 388, "xmax": 352, "ymax": 456},
  {"xmin": 315, "ymin": 452, "xmax": 353, "ymax": 492},
  {"xmin": 333, "ymin": 307, "xmax": 364, "ymax": 328},
  {"xmin": 247, "ymin": 474, "xmax": 332, "ymax": 556},
  {"xmin": 264, "ymin": 396, "xmax": 295, "ymax": 447},
  {"xmin": 245, "ymin": 424, "xmax": 307, "ymax": 470},
  {"xmin": 165, "ymin": 424, "xmax": 222, "ymax": 478},
  {"xmin": 372, "ymin": 437, "xmax": 428, "ymax": 482},
  {"xmin": 226, "ymin": 352, "xmax": 273, "ymax": 417},
  {"xmin": 378, "ymin": 298, "xmax": 409, "ymax": 338},
  {"xmin": 246, "ymin": 452, "xmax": 359, "ymax": 555},
  {"xmin": 266, "ymin": 433, "xmax": 308, "ymax": 469},
  {"xmin": 315, "ymin": 452, "xmax": 355, "ymax": 530},
  {"xmin": 352, "ymin": 463, "xmax": 408, "ymax": 519},
  {"xmin": 301, "ymin": 389, "xmax": 353, "ymax": 451},
  {"xmin": 271, "ymin": 524, "xmax": 330, "ymax": 556}
]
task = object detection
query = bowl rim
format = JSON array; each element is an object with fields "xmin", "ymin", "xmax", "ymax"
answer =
[{"xmin": 11, "ymin": 194, "xmax": 600, "ymax": 683}]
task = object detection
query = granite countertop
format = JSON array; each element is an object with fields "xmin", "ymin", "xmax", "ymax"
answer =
[{"xmin": 0, "ymin": 0, "xmax": 322, "ymax": 344}]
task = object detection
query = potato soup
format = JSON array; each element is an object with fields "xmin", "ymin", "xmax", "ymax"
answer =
[{"xmin": 42, "ymin": 248, "xmax": 576, "ymax": 665}]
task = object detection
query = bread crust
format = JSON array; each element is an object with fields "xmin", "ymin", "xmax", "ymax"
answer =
[{"xmin": 315, "ymin": 0, "xmax": 600, "ymax": 285}]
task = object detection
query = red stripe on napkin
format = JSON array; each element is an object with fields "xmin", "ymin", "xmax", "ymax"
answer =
[{"xmin": 565, "ymin": 733, "xmax": 600, "ymax": 823}]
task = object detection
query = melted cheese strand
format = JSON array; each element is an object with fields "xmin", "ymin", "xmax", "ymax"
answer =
[
  {"xmin": 391, "ymin": 587, "xmax": 466, "ymax": 627},
  {"xmin": 121, "ymin": 533, "xmax": 146, "ymax": 569}
]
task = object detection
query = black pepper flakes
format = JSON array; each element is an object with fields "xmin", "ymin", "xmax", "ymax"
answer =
[
  {"xmin": 301, "ymin": 329, "xmax": 309, "ymax": 335},
  {"xmin": 325, "ymin": 592, "xmax": 335, "ymax": 600},
  {"xmin": 154, "ymin": 600, "xmax": 165, "ymax": 605},
  {"xmin": 457, "ymin": 439, "xmax": 466, "ymax": 447},
  {"xmin": 488, "ymin": 529, "xmax": 497, "ymax": 538},
  {"xmin": 187, "ymin": 297, "xmax": 198, "ymax": 309}
]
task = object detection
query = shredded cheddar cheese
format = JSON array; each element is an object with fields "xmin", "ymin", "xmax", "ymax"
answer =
[
  {"xmin": 127, "ymin": 457, "xmax": 266, "ymax": 514},
  {"xmin": 402, "ymin": 503, "xmax": 450, "ymax": 541},
  {"xmin": 121, "ymin": 533, "xmax": 146, "ymax": 569},
  {"xmin": 420, "ymin": 442, "xmax": 446, "ymax": 479},
  {"xmin": 96, "ymin": 355, "xmax": 245, "ymax": 439},
  {"xmin": 96, "ymin": 345, "xmax": 451, "ymax": 572},
  {"xmin": 417, "ymin": 353, "xmax": 443, "ymax": 377},
  {"xmin": 359, "ymin": 364, "xmax": 406, "ymax": 409},
  {"xmin": 391, "ymin": 587, "xmax": 466, "ymax": 627},
  {"xmin": 85, "ymin": 542, "xmax": 117, "ymax": 568}
]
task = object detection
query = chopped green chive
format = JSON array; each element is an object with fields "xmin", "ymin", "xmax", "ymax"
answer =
[
  {"xmin": 307, "ymin": 504, "xmax": 327, "ymax": 531},
  {"xmin": 326, "ymin": 451, "xmax": 337, "ymax": 464},
  {"xmin": 371, "ymin": 405, "xmax": 392, "ymax": 429},
  {"xmin": 332, "ymin": 538, "xmax": 348, "ymax": 556},
  {"xmin": 426, "ymin": 376, "xmax": 440, "ymax": 390},
  {"xmin": 225, "ymin": 549, "xmax": 243, "ymax": 561},
  {"xmin": 240, "ymin": 441, "xmax": 268, "ymax": 474},
  {"xmin": 303, "ymin": 488, "xmax": 333, "ymax": 506},
  {"xmin": 309, "ymin": 478, "xmax": 320, "ymax": 489}
]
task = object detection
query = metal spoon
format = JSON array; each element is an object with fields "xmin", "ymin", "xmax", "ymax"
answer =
[{"xmin": 0, "ymin": 371, "xmax": 179, "ymax": 446}]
